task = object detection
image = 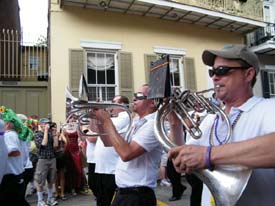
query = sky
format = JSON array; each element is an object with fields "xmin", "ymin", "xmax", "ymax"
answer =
[{"xmin": 18, "ymin": 0, "xmax": 48, "ymax": 44}]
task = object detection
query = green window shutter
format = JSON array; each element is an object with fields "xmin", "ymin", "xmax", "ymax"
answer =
[
  {"xmin": 118, "ymin": 52, "xmax": 134, "ymax": 101},
  {"xmin": 261, "ymin": 70, "xmax": 270, "ymax": 98},
  {"xmin": 183, "ymin": 57, "xmax": 197, "ymax": 91},
  {"xmin": 69, "ymin": 49, "xmax": 84, "ymax": 97},
  {"xmin": 144, "ymin": 54, "xmax": 157, "ymax": 84}
]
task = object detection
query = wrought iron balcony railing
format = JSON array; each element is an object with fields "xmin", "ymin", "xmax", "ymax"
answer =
[
  {"xmin": 246, "ymin": 23, "xmax": 275, "ymax": 47},
  {"xmin": 172, "ymin": 0, "xmax": 263, "ymax": 21}
]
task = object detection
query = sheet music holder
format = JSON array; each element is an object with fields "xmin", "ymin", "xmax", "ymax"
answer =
[{"xmin": 148, "ymin": 55, "xmax": 172, "ymax": 99}]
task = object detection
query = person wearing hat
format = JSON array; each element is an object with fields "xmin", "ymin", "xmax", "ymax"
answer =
[
  {"xmin": 168, "ymin": 45, "xmax": 275, "ymax": 206},
  {"xmin": 1, "ymin": 119, "xmax": 29, "ymax": 205},
  {"xmin": 33, "ymin": 118, "xmax": 59, "ymax": 206}
]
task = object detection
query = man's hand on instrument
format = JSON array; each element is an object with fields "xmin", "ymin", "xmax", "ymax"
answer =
[
  {"xmin": 92, "ymin": 108, "xmax": 111, "ymax": 124},
  {"xmin": 168, "ymin": 145, "xmax": 207, "ymax": 173}
]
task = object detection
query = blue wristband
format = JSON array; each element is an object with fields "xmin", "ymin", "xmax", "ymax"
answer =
[{"xmin": 205, "ymin": 145, "xmax": 214, "ymax": 171}]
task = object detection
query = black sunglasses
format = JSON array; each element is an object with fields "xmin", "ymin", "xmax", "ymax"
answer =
[
  {"xmin": 208, "ymin": 66, "xmax": 249, "ymax": 77},
  {"xmin": 134, "ymin": 92, "xmax": 147, "ymax": 100}
]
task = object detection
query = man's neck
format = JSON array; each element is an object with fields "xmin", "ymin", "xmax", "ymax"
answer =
[
  {"xmin": 224, "ymin": 93, "xmax": 253, "ymax": 114},
  {"xmin": 138, "ymin": 110, "xmax": 153, "ymax": 119}
]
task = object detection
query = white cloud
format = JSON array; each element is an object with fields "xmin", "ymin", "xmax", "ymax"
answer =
[{"xmin": 18, "ymin": 0, "xmax": 48, "ymax": 44}]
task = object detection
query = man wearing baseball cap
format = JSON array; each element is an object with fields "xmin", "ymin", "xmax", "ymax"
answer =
[
  {"xmin": 34, "ymin": 118, "xmax": 59, "ymax": 206},
  {"xmin": 168, "ymin": 44, "xmax": 275, "ymax": 206}
]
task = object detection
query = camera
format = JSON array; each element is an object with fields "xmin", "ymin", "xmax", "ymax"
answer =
[{"xmin": 49, "ymin": 122, "xmax": 57, "ymax": 129}]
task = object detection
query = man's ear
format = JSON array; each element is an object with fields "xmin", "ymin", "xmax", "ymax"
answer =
[{"xmin": 245, "ymin": 67, "xmax": 256, "ymax": 83}]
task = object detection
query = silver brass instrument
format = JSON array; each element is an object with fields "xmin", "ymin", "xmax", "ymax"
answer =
[
  {"xmin": 65, "ymin": 74, "xmax": 132, "ymax": 136},
  {"xmin": 65, "ymin": 94, "xmax": 132, "ymax": 136},
  {"xmin": 154, "ymin": 87, "xmax": 251, "ymax": 206}
]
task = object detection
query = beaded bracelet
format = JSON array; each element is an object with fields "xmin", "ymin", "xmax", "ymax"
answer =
[{"xmin": 205, "ymin": 145, "xmax": 214, "ymax": 171}]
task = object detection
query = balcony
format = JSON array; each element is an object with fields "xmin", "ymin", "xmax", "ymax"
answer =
[
  {"xmin": 60, "ymin": 0, "xmax": 266, "ymax": 34},
  {"xmin": 0, "ymin": 29, "xmax": 49, "ymax": 83},
  {"xmin": 172, "ymin": 0, "xmax": 263, "ymax": 21},
  {"xmin": 246, "ymin": 24, "xmax": 275, "ymax": 55}
]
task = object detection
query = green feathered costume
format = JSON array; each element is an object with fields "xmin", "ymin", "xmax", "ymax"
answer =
[{"xmin": 0, "ymin": 106, "xmax": 33, "ymax": 142}]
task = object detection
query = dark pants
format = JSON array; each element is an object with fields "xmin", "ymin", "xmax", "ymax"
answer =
[
  {"xmin": 23, "ymin": 167, "xmax": 34, "ymax": 195},
  {"xmin": 88, "ymin": 163, "xmax": 97, "ymax": 197},
  {"xmin": 186, "ymin": 174, "xmax": 203, "ymax": 206},
  {"xmin": 167, "ymin": 159, "xmax": 186, "ymax": 197},
  {"xmin": 112, "ymin": 187, "xmax": 156, "ymax": 206},
  {"xmin": 0, "ymin": 173, "xmax": 30, "ymax": 206},
  {"xmin": 96, "ymin": 173, "xmax": 117, "ymax": 206}
]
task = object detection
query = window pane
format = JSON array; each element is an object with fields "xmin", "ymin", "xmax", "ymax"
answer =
[
  {"xmin": 270, "ymin": 84, "xmax": 274, "ymax": 94},
  {"xmin": 269, "ymin": 73, "xmax": 274, "ymax": 84},
  {"xmin": 97, "ymin": 70, "xmax": 106, "ymax": 84},
  {"xmin": 174, "ymin": 72, "xmax": 180, "ymax": 85},
  {"xmin": 88, "ymin": 68, "xmax": 96, "ymax": 84},
  {"xmin": 107, "ymin": 69, "xmax": 115, "ymax": 84},
  {"xmin": 101, "ymin": 87, "xmax": 115, "ymax": 101},
  {"xmin": 88, "ymin": 87, "xmax": 98, "ymax": 101},
  {"xmin": 268, "ymin": 71, "xmax": 275, "ymax": 96}
]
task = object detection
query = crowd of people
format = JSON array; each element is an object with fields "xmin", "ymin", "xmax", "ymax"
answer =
[{"xmin": 1, "ymin": 44, "xmax": 275, "ymax": 206}]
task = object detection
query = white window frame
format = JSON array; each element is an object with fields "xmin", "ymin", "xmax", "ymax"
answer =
[
  {"xmin": 80, "ymin": 40, "xmax": 122, "ymax": 101},
  {"xmin": 153, "ymin": 46, "xmax": 186, "ymax": 89}
]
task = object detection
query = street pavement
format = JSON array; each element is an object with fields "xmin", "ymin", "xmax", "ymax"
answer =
[{"xmin": 27, "ymin": 177, "xmax": 191, "ymax": 206}]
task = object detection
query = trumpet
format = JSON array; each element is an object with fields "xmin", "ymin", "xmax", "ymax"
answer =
[
  {"xmin": 66, "ymin": 92, "xmax": 133, "ymax": 137},
  {"xmin": 154, "ymin": 87, "xmax": 251, "ymax": 206}
]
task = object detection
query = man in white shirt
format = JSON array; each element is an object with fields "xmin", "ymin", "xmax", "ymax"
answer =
[
  {"xmin": 168, "ymin": 45, "xmax": 275, "ymax": 206},
  {"xmin": 0, "ymin": 119, "xmax": 8, "ymax": 201},
  {"xmin": 93, "ymin": 84, "xmax": 163, "ymax": 206},
  {"xmin": 94, "ymin": 95, "xmax": 130, "ymax": 206},
  {"xmin": 1, "ymin": 120, "xmax": 29, "ymax": 205}
]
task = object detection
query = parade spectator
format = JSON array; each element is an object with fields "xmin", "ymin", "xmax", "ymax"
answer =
[
  {"xmin": 55, "ymin": 128, "xmax": 68, "ymax": 200},
  {"xmin": 2, "ymin": 120, "xmax": 29, "ymax": 205},
  {"xmin": 34, "ymin": 118, "xmax": 58, "ymax": 206},
  {"xmin": 64, "ymin": 115, "xmax": 87, "ymax": 195}
]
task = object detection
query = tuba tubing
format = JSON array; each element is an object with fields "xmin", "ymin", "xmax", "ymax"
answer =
[{"xmin": 154, "ymin": 88, "xmax": 251, "ymax": 206}]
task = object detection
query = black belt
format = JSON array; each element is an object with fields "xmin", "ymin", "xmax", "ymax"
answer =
[{"xmin": 117, "ymin": 186, "xmax": 153, "ymax": 194}]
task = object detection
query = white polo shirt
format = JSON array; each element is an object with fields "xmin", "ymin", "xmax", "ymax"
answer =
[
  {"xmin": 86, "ymin": 138, "xmax": 96, "ymax": 164},
  {"xmin": 21, "ymin": 141, "xmax": 33, "ymax": 169},
  {"xmin": 187, "ymin": 96, "xmax": 275, "ymax": 206},
  {"xmin": 115, "ymin": 112, "xmax": 163, "ymax": 189},
  {"xmin": 0, "ymin": 132, "xmax": 8, "ymax": 183},
  {"xmin": 4, "ymin": 130, "xmax": 24, "ymax": 175},
  {"xmin": 94, "ymin": 111, "xmax": 130, "ymax": 174}
]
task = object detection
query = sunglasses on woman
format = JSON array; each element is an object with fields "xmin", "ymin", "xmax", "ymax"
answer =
[{"xmin": 208, "ymin": 66, "xmax": 250, "ymax": 77}]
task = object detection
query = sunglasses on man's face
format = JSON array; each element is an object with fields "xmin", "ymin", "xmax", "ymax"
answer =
[
  {"xmin": 208, "ymin": 66, "xmax": 249, "ymax": 78},
  {"xmin": 134, "ymin": 92, "xmax": 147, "ymax": 100}
]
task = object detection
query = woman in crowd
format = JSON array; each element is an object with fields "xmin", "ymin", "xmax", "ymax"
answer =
[{"xmin": 64, "ymin": 115, "xmax": 87, "ymax": 195}]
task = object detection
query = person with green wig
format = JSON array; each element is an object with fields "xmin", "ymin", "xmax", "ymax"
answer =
[{"xmin": 1, "ymin": 118, "xmax": 30, "ymax": 205}]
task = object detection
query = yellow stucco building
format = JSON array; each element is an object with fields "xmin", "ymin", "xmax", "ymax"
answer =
[{"xmin": 49, "ymin": 0, "xmax": 266, "ymax": 124}]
